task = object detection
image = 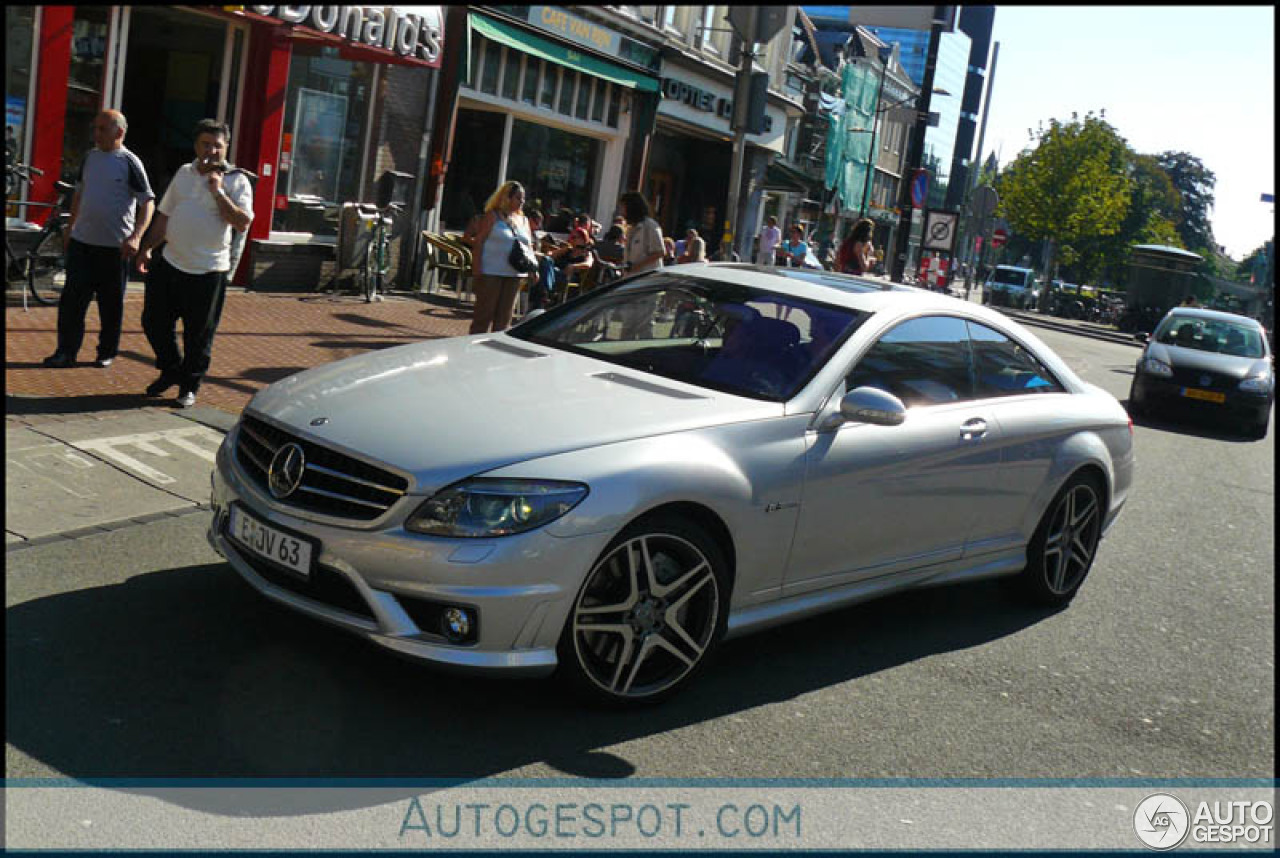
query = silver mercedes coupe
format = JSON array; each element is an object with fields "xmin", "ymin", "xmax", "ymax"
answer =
[{"xmin": 209, "ymin": 263, "xmax": 1134, "ymax": 704}]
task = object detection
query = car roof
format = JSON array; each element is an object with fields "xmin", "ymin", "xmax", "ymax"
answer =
[
  {"xmin": 1163, "ymin": 306, "xmax": 1264, "ymax": 327},
  {"xmin": 652, "ymin": 262, "xmax": 1020, "ymax": 325}
]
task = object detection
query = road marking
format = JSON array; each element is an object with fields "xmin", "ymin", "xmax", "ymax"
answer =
[{"xmin": 69, "ymin": 426, "xmax": 223, "ymax": 485}]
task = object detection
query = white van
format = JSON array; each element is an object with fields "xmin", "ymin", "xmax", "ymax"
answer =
[{"xmin": 985, "ymin": 265, "xmax": 1037, "ymax": 309}]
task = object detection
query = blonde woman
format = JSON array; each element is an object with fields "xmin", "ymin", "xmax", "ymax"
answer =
[{"xmin": 470, "ymin": 180, "xmax": 531, "ymax": 333}]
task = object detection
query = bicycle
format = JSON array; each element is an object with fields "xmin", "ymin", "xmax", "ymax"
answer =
[
  {"xmin": 355, "ymin": 200, "xmax": 402, "ymax": 303},
  {"xmin": 5, "ymin": 163, "xmax": 74, "ymax": 309}
]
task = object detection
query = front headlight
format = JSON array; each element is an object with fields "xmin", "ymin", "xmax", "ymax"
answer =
[
  {"xmin": 405, "ymin": 479, "xmax": 589, "ymax": 538},
  {"xmin": 1138, "ymin": 357, "xmax": 1173, "ymax": 377},
  {"xmin": 1239, "ymin": 374, "xmax": 1273, "ymax": 394}
]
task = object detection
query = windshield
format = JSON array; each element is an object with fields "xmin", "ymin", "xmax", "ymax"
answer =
[
  {"xmin": 510, "ymin": 274, "xmax": 869, "ymax": 401},
  {"xmin": 989, "ymin": 268, "xmax": 1031, "ymax": 288},
  {"xmin": 1154, "ymin": 315, "xmax": 1267, "ymax": 358}
]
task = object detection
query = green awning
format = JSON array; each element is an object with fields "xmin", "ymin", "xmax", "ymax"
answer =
[{"xmin": 470, "ymin": 13, "xmax": 660, "ymax": 93}]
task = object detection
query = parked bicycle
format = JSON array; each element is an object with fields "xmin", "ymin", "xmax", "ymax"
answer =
[
  {"xmin": 5, "ymin": 162, "xmax": 75, "ymax": 308},
  {"xmin": 357, "ymin": 200, "xmax": 402, "ymax": 303}
]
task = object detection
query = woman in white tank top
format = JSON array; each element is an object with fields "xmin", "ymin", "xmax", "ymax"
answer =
[{"xmin": 469, "ymin": 180, "xmax": 531, "ymax": 333}]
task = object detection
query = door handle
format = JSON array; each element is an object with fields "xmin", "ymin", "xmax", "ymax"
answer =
[{"xmin": 959, "ymin": 418, "xmax": 988, "ymax": 441}]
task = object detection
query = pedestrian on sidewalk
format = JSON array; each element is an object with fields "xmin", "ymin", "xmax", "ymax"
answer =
[
  {"xmin": 43, "ymin": 109, "xmax": 155, "ymax": 370},
  {"xmin": 137, "ymin": 119, "xmax": 253, "ymax": 409},
  {"xmin": 756, "ymin": 216, "xmax": 781, "ymax": 266},
  {"xmin": 835, "ymin": 218, "xmax": 875, "ymax": 276},
  {"xmin": 469, "ymin": 179, "xmax": 532, "ymax": 333}
]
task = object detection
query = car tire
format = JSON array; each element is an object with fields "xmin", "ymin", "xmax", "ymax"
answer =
[
  {"xmin": 1014, "ymin": 472, "xmax": 1106, "ymax": 608},
  {"xmin": 1245, "ymin": 412, "xmax": 1269, "ymax": 440},
  {"xmin": 1126, "ymin": 382, "xmax": 1146, "ymax": 418},
  {"xmin": 557, "ymin": 513, "xmax": 730, "ymax": 706}
]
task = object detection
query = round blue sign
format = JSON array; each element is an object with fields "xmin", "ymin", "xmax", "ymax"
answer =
[{"xmin": 911, "ymin": 169, "xmax": 929, "ymax": 209}]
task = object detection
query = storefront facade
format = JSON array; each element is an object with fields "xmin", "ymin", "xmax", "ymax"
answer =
[
  {"xmin": 647, "ymin": 61, "xmax": 794, "ymax": 258},
  {"xmin": 7, "ymin": 5, "xmax": 446, "ymax": 289},
  {"xmin": 432, "ymin": 8, "xmax": 660, "ymax": 234}
]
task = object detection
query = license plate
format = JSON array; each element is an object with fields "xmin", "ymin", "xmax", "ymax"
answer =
[
  {"xmin": 228, "ymin": 504, "xmax": 315, "ymax": 579},
  {"xmin": 1181, "ymin": 387, "xmax": 1226, "ymax": 404}
]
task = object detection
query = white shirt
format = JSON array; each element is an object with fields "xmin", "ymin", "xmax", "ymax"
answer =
[
  {"xmin": 758, "ymin": 224, "xmax": 782, "ymax": 262},
  {"xmin": 158, "ymin": 163, "xmax": 254, "ymax": 275}
]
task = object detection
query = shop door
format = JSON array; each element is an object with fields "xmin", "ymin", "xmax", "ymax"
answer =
[
  {"xmin": 119, "ymin": 7, "xmax": 228, "ymax": 196},
  {"xmin": 441, "ymin": 108, "xmax": 506, "ymax": 231},
  {"xmin": 647, "ymin": 171, "xmax": 674, "ymax": 236}
]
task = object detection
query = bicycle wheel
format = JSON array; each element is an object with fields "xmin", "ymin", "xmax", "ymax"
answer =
[
  {"xmin": 362, "ymin": 240, "xmax": 377, "ymax": 302},
  {"xmin": 28, "ymin": 228, "xmax": 67, "ymax": 306}
]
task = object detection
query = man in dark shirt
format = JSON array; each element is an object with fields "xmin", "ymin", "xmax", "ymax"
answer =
[{"xmin": 43, "ymin": 110, "xmax": 154, "ymax": 368}]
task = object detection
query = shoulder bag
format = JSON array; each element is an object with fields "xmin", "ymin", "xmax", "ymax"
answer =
[{"xmin": 506, "ymin": 216, "xmax": 538, "ymax": 274}]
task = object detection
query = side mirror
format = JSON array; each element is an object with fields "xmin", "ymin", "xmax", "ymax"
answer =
[
  {"xmin": 1134, "ymin": 332, "xmax": 1149, "ymax": 344},
  {"xmin": 838, "ymin": 386, "xmax": 907, "ymax": 426}
]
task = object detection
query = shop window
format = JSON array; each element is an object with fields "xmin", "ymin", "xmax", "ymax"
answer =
[
  {"xmin": 480, "ymin": 41, "xmax": 500, "ymax": 95},
  {"xmin": 63, "ymin": 7, "xmax": 112, "ymax": 177},
  {"xmin": 661, "ymin": 7, "xmax": 680, "ymax": 34},
  {"xmin": 500, "ymin": 49, "xmax": 520, "ymax": 101},
  {"xmin": 540, "ymin": 64, "xmax": 558, "ymax": 109},
  {"xmin": 271, "ymin": 45, "xmax": 375, "ymax": 235},
  {"xmin": 558, "ymin": 69, "xmax": 576, "ymax": 116},
  {"xmin": 575, "ymin": 77, "xmax": 592, "ymax": 120},
  {"xmin": 606, "ymin": 85, "xmax": 620, "ymax": 128},
  {"xmin": 5, "ymin": 6, "xmax": 36, "ymax": 175},
  {"xmin": 523, "ymin": 58, "xmax": 541, "ymax": 105},
  {"xmin": 468, "ymin": 35, "xmax": 481, "ymax": 89},
  {"xmin": 507, "ymin": 119, "xmax": 602, "ymax": 232},
  {"xmin": 591, "ymin": 83, "xmax": 607, "ymax": 122}
]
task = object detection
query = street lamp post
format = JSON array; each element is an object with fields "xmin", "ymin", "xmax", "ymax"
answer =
[{"xmin": 890, "ymin": 5, "xmax": 947, "ymax": 284}]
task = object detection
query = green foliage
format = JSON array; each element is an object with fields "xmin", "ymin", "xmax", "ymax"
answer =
[
  {"xmin": 1156, "ymin": 151, "xmax": 1217, "ymax": 253},
  {"xmin": 995, "ymin": 112, "xmax": 1131, "ymax": 300}
]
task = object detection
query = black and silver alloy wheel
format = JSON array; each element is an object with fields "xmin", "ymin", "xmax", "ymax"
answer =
[
  {"xmin": 1017, "ymin": 473, "xmax": 1104, "ymax": 607},
  {"xmin": 562, "ymin": 516, "xmax": 726, "ymax": 704}
]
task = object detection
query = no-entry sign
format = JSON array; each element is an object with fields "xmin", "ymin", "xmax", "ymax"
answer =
[{"xmin": 991, "ymin": 227, "xmax": 1009, "ymax": 248}]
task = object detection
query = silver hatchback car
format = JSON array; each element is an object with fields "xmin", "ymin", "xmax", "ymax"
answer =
[{"xmin": 209, "ymin": 264, "xmax": 1134, "ymax": 704}]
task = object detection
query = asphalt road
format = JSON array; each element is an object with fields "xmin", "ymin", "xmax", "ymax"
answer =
[{"xmin": 6, "ymin": 328, "xmax": 1273, "ymax": 791}]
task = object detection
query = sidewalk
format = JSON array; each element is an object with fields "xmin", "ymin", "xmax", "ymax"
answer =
[
  {"xmin": 6, "ymin": 286, "xmax": 473, "ymax": 416},
  {"xmin": 5, "ymin": 285, "xmax": 472, "ymax": 548}
]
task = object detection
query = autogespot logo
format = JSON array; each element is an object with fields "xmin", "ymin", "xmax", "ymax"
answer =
[{"xmin": 1134, "ymin": 794, "xmax": 1191, "ymax": 850}]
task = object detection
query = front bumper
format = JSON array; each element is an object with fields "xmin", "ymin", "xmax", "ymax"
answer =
[
  {"xmin": 1132, "ymin": 373, "xmax": 1272, "ymax": 426},
  {"xmin": 208, "ymin": 436, "xmax": 614, "ymax": 677}
]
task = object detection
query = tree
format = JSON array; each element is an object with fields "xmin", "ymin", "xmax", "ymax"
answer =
[
  {"xmin": 995, "ymin": 112, "xmax": 1131, "ymax": 308},
  {"xmin": 1076, "ymin": 153, "xmax": 1181, "ymax": 286},
  {"xmin": 1156, "ymin": 151, "xmax": 1217, "ymax": 253}
]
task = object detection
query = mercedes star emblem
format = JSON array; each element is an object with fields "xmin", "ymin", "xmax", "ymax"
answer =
[{"xmin": 268, "ymin": 443, "xmax": 307, "ymax": 499}]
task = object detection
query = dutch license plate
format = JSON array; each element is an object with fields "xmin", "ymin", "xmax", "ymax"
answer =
[
  {"xmin": 1181, "ymin": 387, "xmax": 1226, "ymax": 404},
  {"xmin": 228, "ymin": 504, "xmax": 315, "ymax": 578}
]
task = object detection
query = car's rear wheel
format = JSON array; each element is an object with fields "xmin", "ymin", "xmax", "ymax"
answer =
[
  {"xmin": 1015, "ymin": 472, "xmax": 1105, "ymax": 607},
  {"xmin": 558, "ymin": 514, "xmax": 728, "ymax": 705}
]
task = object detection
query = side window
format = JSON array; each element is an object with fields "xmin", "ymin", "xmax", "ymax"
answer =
[
  {"xmin": 967, "ymin": 321, "xmax": 1066, "ymax": 397},
  {"xmin": 846, "ymin": 316, "xmax": 973, "ymax": 408}
]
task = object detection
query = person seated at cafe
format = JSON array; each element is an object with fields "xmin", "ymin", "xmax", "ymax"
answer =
[
  {"xmin": 595, "ymin": 225, "xmax": 625, "ymax": 265},
  {"xmin": 663, "ymin": 236, "xmax": 678, "ymax": 267},
  {"xmin": 677, "ymin": 229, "xmax": 707, "ymax": 264}
]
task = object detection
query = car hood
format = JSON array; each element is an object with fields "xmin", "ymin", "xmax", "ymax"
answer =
[
  {"xmin": 245, "ymin": 334, "xmax": 782, "ymax": 492},
  {"xmin": 1146, "ymin": 342, "xmax": 1271, "ymax": 380}
]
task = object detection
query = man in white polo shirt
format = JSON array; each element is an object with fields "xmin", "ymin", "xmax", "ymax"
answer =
[{"xmin": 137, "ymin": 119, "xmax": 253, "ymax": 408}]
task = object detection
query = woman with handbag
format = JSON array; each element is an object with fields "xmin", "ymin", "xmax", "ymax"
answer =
[{"xmin": 469, "ymin": 180, "xmax": 535, "ymax": 333}]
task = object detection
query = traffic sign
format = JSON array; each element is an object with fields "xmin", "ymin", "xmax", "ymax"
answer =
[
  {"xmin": 991, "ymin": 227, "xmax": 1009, "ymax": 248},
  {"xmin": 910, "ymin": 169, "xmax": 929, "ymax": 209},
  {"xmin": 922, "ymin": 209, "xmax": 959, "ymax": 253}
]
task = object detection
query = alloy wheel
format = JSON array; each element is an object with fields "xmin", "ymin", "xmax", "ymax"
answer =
[
  {"xmin": 1040, "ymin": 482, "xmax": 1101, "ymax": 596},
  {"xmin": 570, "ymin": 531, "xmax": 721, "ymax": 700}
]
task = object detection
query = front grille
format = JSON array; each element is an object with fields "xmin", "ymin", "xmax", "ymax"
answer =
[
  {"xmin": 1170, "ymin": 368, "xmax": 1235, "ymax": 390},
  {"xmin": 235, "ymin": 415, "xmax": 409, "ymax": 521},
  {"xmin": 236, "ymin": 547, "xmax": 376, "ymax": 620}
]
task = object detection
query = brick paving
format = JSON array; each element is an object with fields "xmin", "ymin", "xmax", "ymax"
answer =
[{"xmin": 6, "ymin": 285, "xmax": 473, "ymax": 417}]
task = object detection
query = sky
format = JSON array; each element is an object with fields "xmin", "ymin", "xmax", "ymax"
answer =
[{"xmin": 983, "ymin": 6, "xmax": 1274, "ymax": 261}]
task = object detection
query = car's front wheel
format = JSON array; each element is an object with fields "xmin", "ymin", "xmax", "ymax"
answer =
[
  {"xmin": 558, "ymin": 514, "xmax": 728, "ymax": 705},
  {"xmin": 1015, "ymin": 472, "xmax": 1105, "ymax": 607}
]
